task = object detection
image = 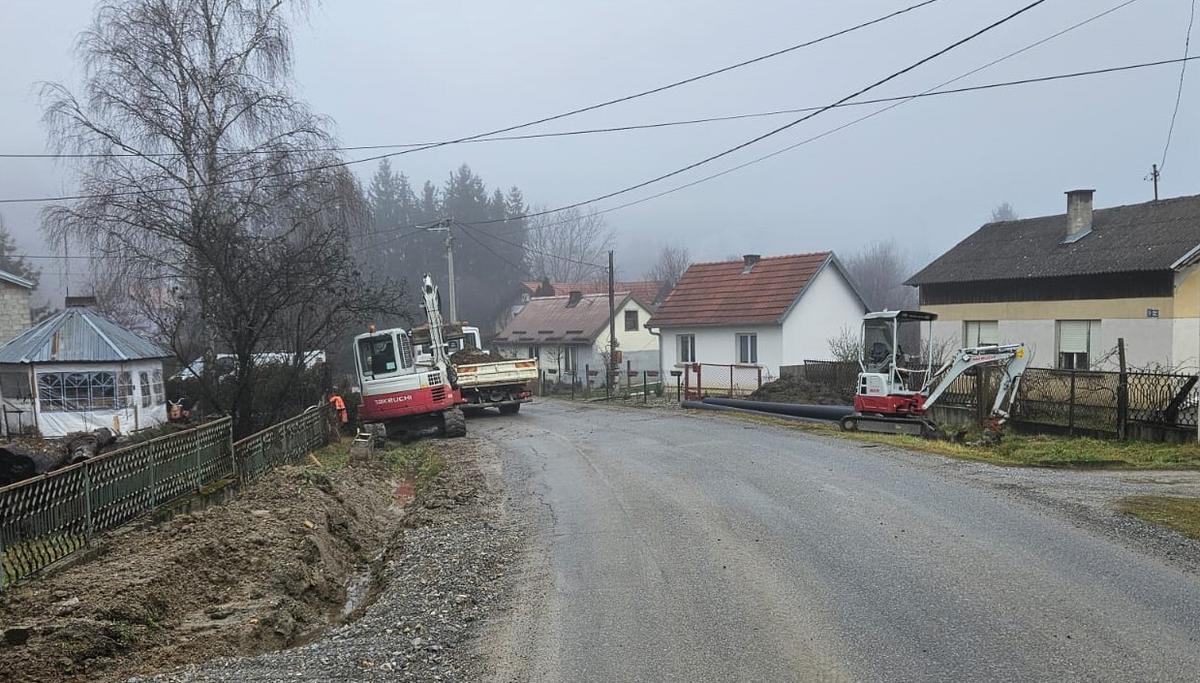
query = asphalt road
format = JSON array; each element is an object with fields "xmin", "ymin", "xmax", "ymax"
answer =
[{"xmin": 475, "ymin": 401, "xmax": 1200, "ymax": 683}]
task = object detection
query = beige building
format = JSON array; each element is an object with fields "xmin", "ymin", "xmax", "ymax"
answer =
[
  {"xmin": 907, "ymin": 190, "xmax": 1200, "ymax": 372},
  {"xmin": 0, "ymin": 269, "xmax": 33, "ymax": 344}
]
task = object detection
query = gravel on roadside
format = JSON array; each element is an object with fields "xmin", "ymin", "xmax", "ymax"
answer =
[{"xmin": 137, "ymin": 435, "xmax": 521, "ymax": 682}]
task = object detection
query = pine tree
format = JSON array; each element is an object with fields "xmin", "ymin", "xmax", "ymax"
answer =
[{"xmin": 0, "ymin": 213, "xmax": 41, "ymax": 287}]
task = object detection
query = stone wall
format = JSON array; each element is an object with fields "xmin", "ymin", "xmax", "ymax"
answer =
[{"xmin": 0, "ymin": 283, "xmax": 32, "ymax": 344}]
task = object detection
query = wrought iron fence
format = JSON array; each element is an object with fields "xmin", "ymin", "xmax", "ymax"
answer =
[
  {"xmin": 0, "ymin": 405, "xmax": 333, "ymax": 589},
  {"xmin": 233, "ymin": 405, "xmax": 331, "ymax": 480}
]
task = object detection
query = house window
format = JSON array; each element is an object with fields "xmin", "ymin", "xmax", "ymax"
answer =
[
  {"xmin": 152, "ymin": 369, "xmax": 165, "ymax": 405},
  {"xmin": 562, "ymin": 346, "xmax": 577, "ymax": 374},
  {"xmin": 528, "ymin": 345, "xmax": 540, "ymax": 360},
  {"xmin": 624, "ymin": 310, "xmax": 639, "ymax": 332},
  {"xmin": 118, "ymin": 371, "xmax": 135, "ymax": 408},
  {"xmin": 36, "ymin": 371, "xmax": 117, "ymax": 412},
  {"xmin": 1056, "ymin": 320, "xmax": 1101, "ymax": 370},
  {"xmin": 963, "ymin": 320, "xmax": 999, "ymax": 347},
  {"xmin": 677, "ymin": 334, "xmax": 695, "ymax": 363},
  {"xmin": 140, "ymin": 371, "xmax": 152, "ymax": 408},
  {"xmin": 737, "ymin": 333, "xmax": 758, "ymax": 364}
]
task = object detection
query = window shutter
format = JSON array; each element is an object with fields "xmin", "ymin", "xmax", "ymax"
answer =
[
  {"xmin": 1086, "ymin": 320, "xmax": 1102, "ymax": 361},
  {"xmin": 1058, "ymin": 320, "xmax": 1089, "ymax": 353},
  {"xmin": 979, "ymin": 321, "xmax": 998, "ymax": 345}
]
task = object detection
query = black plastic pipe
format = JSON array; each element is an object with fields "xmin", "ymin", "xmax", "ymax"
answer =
[
  {"xmin": 700, "ymin": 397, "xmax": 854, "ymax": 420},
  {"xmin": 680, "ymin": 400, "xmax": 838, "ymax": 424}
]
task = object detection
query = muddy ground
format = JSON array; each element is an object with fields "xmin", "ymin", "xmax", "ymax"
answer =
[
  {"xmin": 749, "ymin": 374, "xmax": 855, "ymax": 405},
  {"xmin": 0, "ymin": 439, "xmax": 471, "ymax": 683}
]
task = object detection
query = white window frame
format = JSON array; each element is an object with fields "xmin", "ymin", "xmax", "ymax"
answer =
[
  {"xmin": 624, "ymin": 309, "xmax": 639, "ymax": 332},
  {"xmin": 677, "ymin": 334, "xmax": 696, "ymax": 364},
  {"xmin": 963, "ymin": 320, "xmax": 999, "ymax": 347},
  {"xmin": 736, "ymin": 333, "xmax": 758, "ymax": 365},
  {"xmin": 1055, "ymin": 319, "xmax": 1101, "ymax": 370}
]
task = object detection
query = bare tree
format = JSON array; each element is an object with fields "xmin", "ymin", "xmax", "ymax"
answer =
[
  {"xmin": 841, "ymin": 239, "xmax": 918, "ymax": 312},
  {"xmin": 990, "ymin": 202, "xmax": 1019, "ymax": 222},
  {"xmin": 643, "ymin": 245, "xmax": 691, "ymax": 290},
  {"xmin": 42, "ymin": 0, "xmax": 402, "ymax": 436},
  {"xmin": 827, "ymin": 326, "xmax": 860, "ymax": 363},
  {"xmin": 524, "ymin": 207, "xmax": 614, "ymax": 282}
]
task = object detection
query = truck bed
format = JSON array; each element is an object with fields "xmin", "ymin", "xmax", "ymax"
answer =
[{"xmin": 455, "ymin": 358, "xmax": 539, "ymax": 388}]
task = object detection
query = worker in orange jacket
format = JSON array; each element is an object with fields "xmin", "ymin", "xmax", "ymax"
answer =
[{"xmin": 329, "ymin": 392, "xmax": 348, "ymax": 426}]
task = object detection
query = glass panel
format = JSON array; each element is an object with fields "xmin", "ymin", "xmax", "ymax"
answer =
[
  {"xmin": 37, "ymin": 373, "xmax": 63, "ymax": 412},
  {"xmin": 358, "ymin": 334, "xmax": 399, "ymax": 377},
  {"xmin": 151, "ymin": 369, "xmax": 165, "ymax": 405},
  {"xmin": 140, "ymin": 372, "xmax": 152, "ymax": 408},
  {"xmin": 64, "ymin": 373, "xmax": 90, "ymax": 411},
  {"xmin": 91, "ymin": 372, "xmax": 116, "ymax": 409}
]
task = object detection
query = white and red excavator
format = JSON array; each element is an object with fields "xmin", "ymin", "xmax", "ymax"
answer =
[
  {"xmin": 839, "ymin": 310, "xmax": 1032, "ymax": 441},
  {"xmin": 353, "ymin": 274, "xmax": 466, "ymax": 440}
]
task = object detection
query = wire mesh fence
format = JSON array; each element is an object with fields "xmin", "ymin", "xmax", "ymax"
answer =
[
  {"xmin": 0, "ymin": 404, "xmax": 333, "ymax": 589},
  {"xmin": 682, "ymin": 363, "xmax": 763, "ymax": 399},
  {"xmin": 792, "ymin": 358, "xmax": 1197, "ymax": 441}
]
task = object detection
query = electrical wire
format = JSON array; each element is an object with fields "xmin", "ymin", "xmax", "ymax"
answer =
[
  {"xmin": 470, "ymin": 0, "xmax": 1141, "ymax": 237},
  {"xmin": 452, "ymin": 222, "xmax": 538, "ymax": 277},
  {"xmin": 0, "ymin": 1, "xmax": 939, "ymax": 162},
  {"xmin": 1161, "ymin": 0, "xmax": 1196, "ymax": 170},
  {"xmin": 460, "ymin": 0, "xmax": 1052, "ymax": 229},
  {"xmin": 455, "ymin": 220, "xmax": 604, "ymax": 269}
]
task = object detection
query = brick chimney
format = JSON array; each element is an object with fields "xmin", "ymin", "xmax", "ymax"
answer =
[
  {"xmin": 1064, "ymin": 189, "xmax": 1094, "ymax": 243},
  {"xmin": 741, "ymin": 254, "xmax": 761, "ymax": 274}
]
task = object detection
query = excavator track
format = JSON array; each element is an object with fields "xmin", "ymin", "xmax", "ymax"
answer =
[{"xmin": 840, "ymin": 414, "xmax": 944, "ymax": 439}]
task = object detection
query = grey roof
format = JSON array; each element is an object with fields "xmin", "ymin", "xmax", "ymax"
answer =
[
  {"xmin": 907, "ymin": 194, "xmax": 1200, "ymax": 285},
  {"xmin": 0, "ymin": 306, "xmax": 169, "ymax": 364},
  {"xmin": 0, "ymin": 268, "xmax": 34, "ymax": 290}
]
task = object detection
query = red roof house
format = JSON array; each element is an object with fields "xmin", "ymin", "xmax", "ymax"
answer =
[{"xmin": 647, "ymin": 253, "xmax": 867, "ymax": 377}]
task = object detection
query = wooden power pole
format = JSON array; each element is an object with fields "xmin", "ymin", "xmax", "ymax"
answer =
[{"xmin": 607, "ymin": 250, "xmax": 615, "ymax": 401}]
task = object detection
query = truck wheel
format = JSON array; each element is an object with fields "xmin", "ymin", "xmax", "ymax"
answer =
[
  {"xmin": 441, "ymin": 407, "xmax": 467, "ymax": 438},
  {"xmin": 499, "ymin": 403, "xmax": 520, "ymax": 415}
]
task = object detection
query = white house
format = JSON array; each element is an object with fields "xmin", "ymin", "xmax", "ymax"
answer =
[
  {"xmin": 0, "ymin": 267, "xmax": 34, "ymax": 344},
  {"xmin": 492, "ymin": 290, "xmax": 658, "ymax": 385},
  {"xmin": 0, "ymin": 300, "xmax": 171, "ymax": 437},
  {"xmin": 647, "ymin": 253, "xmax": 868, "ymax": 379}
]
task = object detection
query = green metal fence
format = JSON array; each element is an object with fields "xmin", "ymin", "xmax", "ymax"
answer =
[{"xmin": 0, "ymin": 405, "xmax": 332, "ymax": 589}]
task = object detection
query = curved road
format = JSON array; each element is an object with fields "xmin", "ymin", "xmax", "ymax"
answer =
[{"xmin": 476, "ymin": 401, "xmax": 1200, "ymax": 682}]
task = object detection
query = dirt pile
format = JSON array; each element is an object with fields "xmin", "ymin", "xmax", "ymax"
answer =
[
  {"xmin": 450, "ymin": 349, "xmax": 493, "ymax": 365},
  {"xmin": 749, "ymin": 375, "xmax": 855, "ymax": 405},
  {"xmin": 0, "ymin": 456, "xmax": 406, "ymax": 683}
]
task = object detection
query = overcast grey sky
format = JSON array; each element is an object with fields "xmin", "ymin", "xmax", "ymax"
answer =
[{"xmin": 0, "ymin": 0, "xmax": 1196, "ymax": 298}]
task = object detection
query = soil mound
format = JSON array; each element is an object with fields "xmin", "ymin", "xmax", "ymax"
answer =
[{"xmin": 749, "ymin": 375, "xmax": 854, "ymax": 405}]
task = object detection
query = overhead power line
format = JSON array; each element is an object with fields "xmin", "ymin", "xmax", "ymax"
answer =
[
  {"xmin": 471, "ymin": 0, "xmax": 1140, "ymax": 238},
  {"xmin": 19, "ymin": 52, "xmax": 1187, "ymax": 263},
  {"xmin": 455, "ymin": 220, "xmax": 604, "ymax": 270},
  {"xmin": 460, "ymin": 0, "xmax": 1051, "ymax": 229},
  {"xmin": 0, "ymin": 3, "xmax": 940, "ymax": 207},
  {"xmin": 1161, "ymin": 0, "xmax": 1196, "ymax": 171}
]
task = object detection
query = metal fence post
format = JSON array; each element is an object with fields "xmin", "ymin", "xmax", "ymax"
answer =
[
  {"xmin": 756, "ymin": 366, "xmax": 762, "ymax": 391},
  {"xmin": 626, "ymin": 360, "xmax": 632, "ymax": 396},
  {"xmin": 584, "ymin": 364, "xmax": 590, "ymax": 397},
  {"xmin": 83, "ymin": 462, "xmax": 94, "ymax": 545},
  {"xmin": 1117, "ymin": 338, "xmax": 1129, "ymax": 440},
  {"xmin": 729, "ymin": 365, "xmax": 734, "ymax": 398},
  {"xmin": 228, "ymin": 420, "xmax": 240, "ymax": 483},
  {"xmin": 1068, "ymin": 370, "xmax": 1077, "ymax": 436},
  {"xmin": 571, "ymin": 371, "xmax": 576, "ymax": 400},
  {"xmin": 643, "ymin": 371, "xmax": 647, "ymax": 403}
]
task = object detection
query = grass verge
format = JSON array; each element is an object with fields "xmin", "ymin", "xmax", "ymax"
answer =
[
  {"xmin": 687, "ymin": 409, "xmax": 1200, "ymax": 470},
  {"xmin": 306, "ymin": 438, "xmax": 444, "ymax": 492},
  {"xmin": 1118, "ymin": 496, "xmax": 1200, "ymax": 539}
]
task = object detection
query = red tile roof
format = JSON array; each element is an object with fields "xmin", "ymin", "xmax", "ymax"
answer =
[
  {"xmin": 520, "ymin": 280, "xmax": 666, "ymax": 309},
  {"xmin": 647, "ymin": 253, "xmax": 833, "ymax": 327},
  {"xmin": 493, "ymin": 292, "xmax": 638, "ymax": 344}
]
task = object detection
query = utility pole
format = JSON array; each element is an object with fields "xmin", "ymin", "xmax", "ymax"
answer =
[
  {"xmin": 607, "ymin": 250, "xmax": 616, "ymax": 401},
  {"xmin": 426, "ymin": 219, "xmax": 457, "ymax": 321},
  {"xmin": 1149, "ymin": 163, "xmax": 1161, "ymax": 201}
]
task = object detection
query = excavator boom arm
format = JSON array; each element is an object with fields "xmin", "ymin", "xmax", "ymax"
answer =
[
  {"xmin": 923, "ymin": 344, "xmax": 1032, "ymax": 419},
  {"xmin": 421, "ymin": 274, "xmax": 450, "ymax": 371}
]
